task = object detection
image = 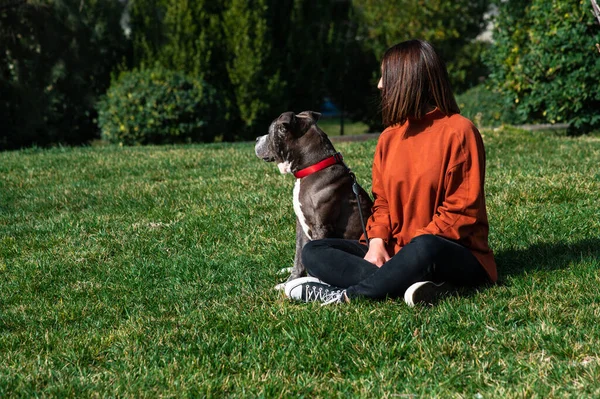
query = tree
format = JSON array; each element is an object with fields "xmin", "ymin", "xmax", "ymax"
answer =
[
  {"xmin": 129, "ymin": 0, "xmax": 239, "ymax": 139},
  {"xmin": 486, "ymin": 0, "xmax": 600, "ymax": 134},
  {"xmin": 221, "ymin": 0, "xmax": 286, "ymax": 136},
  {"xmin": 129, "ymin": 0, "xmax": 355, "ymax": 140},
  {"xmin": 351, "ymin": 0, "xmax": 491, "ymax": 93},
  {"xmin": 0, "ymin": 0, "xmax": 129, "ymax": 149}
]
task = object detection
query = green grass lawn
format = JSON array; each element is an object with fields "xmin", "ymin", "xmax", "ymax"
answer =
[
  {"xmin": 1, "ymin": 127, "xmax": 599, "ymax": 397},
  {"xmin": 317, "ymin": 117, "xmax": 372, "ymax": 136}
]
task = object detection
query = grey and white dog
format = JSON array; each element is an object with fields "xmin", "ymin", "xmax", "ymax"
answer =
[{"xmin": 255, "ymin": 111, "xmax": 373, "ymax": 289}]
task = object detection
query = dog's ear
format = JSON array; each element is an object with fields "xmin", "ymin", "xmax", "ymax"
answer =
[
  {"xmin": 277, "ymin": 111, "xmax": 295, "ymax": 129},
  {"xmin": 294, "ymin": 111, "xmax": 321, "ymax": 133},
  {"xmin": 297, "ymin": 111, "xmax": 321, "ymax": 123}
]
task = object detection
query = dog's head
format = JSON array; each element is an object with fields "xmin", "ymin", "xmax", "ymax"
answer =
[{"xmin": 255, "ymin": 111, "xmax": 325, "ymax": 174}]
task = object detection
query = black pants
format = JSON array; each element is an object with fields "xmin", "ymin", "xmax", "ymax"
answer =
[{"xmin": 301, "ymin": 234, "xmax": 490, "ymax": 300}]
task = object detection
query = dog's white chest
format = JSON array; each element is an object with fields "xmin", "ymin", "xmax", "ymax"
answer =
[{"xmin": 293, "ymin": 179, "xmax": 312, "ymax": 240}]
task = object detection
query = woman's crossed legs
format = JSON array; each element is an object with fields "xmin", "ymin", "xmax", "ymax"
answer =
[{"xmin": 300, "ymin": 234, "xmax": 490, "ymax": 301}]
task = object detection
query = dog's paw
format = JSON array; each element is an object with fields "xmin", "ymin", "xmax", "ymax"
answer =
[
  {"xmin": 274, "ymin": 282, "xmax": 287, "ymax": 291},
  {"xmin": 277, "ymin": 267, "xmax": 293, "ymax": 276}
]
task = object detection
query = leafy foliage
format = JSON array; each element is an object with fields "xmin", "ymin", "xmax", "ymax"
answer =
[
  {"xmin": 128, "ymin": 0, "xmax": 492, "ymax": 138},
  {"xmin": 129, "ymin": 0, "xmax": 244, "ymax": 141},
  {"xmin": 351, "ymin": 0, "xmax": 490, "ymax": 93},
  {"xmin": 486, "ymin": 0, "xmax": 600, "ymax": 134},
  {"xmin": 2, "ymin": 0, "xmax": 495, "ymax": 148},
  {"xmin": 0, "ymin": 0, "xmax": 129, "ymax": 150},
  {"xmin": 456, "ymin": 84, "xmax": 520, "ymax": 128},
  {"xmin": 221, "ymin": 0, "xmax": 285, "ymax": 134},
  {"xmin": 128, "ymin": 0, "xmax": 363, "ymax": 140},
  {"xmin": 97, "ymin": 67, "xmax": 224, "ymax": 145}
]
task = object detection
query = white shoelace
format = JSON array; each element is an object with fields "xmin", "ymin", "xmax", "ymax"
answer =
[
  {"xmin": 321, "ymin": 290, "xmax": 346, "ymax": 306},
  {"xmin": 304, "ymin": 285, "xmax": 346, "ymax": 305},
  {"xmin": 305, "ymin": 286, "xmax": 333, "ymax": 302}
]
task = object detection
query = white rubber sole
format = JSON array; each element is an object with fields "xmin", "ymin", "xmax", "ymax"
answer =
[{"xmin": 404, "ymin": 281, "xmax": 446, "ymax": 307}]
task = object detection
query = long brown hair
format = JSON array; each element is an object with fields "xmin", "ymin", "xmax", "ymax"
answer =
[{"xmin": 380, "ymin": 39, "xmax": 460, "ymax": 127}]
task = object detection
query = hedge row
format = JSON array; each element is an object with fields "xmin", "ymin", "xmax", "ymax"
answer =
[{"xmin": 97, "ymin": 68, "xmax": 226, "ymax": 145}]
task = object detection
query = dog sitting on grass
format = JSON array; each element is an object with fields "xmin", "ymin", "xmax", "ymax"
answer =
[{"xmin": 255, "ymin": 111, "xmax": 373, "ymax": 289}]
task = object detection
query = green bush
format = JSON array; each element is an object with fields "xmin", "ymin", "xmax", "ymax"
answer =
[
  {"xmin": 456, "ymin": 84, "xmax": 521, "ymax": 128},
  {"xmin": 486, "ymin": 0, "xmax": 600, "ymax": 134},
  {"xmin": 97, "ymin": 68, "xmax": 225, "ymax": 145}
]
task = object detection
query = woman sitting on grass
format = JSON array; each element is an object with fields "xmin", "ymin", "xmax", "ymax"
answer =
[{"xmin": 285, "ymin": 39, "xmax": 497, "ymax": 306}]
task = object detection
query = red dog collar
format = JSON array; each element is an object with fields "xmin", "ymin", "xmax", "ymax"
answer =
[{"xmin": 294, "ymin": 152, "xmax": 344, "ymax": 178}]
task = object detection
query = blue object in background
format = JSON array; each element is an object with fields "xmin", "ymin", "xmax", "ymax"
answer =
[{"xmin": 320, "ymin": 97, "xmax": 341, "ymax": 117}]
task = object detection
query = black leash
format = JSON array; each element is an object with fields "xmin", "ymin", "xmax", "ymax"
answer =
[{"xmin": 349, "ymin": 171, "xmax": 370, "ymax": 247}]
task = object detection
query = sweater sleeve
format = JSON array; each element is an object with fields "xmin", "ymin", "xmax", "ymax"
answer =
[
  {"xmin": 415, "ymin": 129, "xmax": 486, "ymax": 242},
  {"xmin": 366, "ymin": 141, "xmax": 392, "ymax": 243}
]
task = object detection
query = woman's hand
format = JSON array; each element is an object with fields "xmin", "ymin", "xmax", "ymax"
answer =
[{"xmin": 364, "ymin": 238, "xmax": 391, "ymax": 267}]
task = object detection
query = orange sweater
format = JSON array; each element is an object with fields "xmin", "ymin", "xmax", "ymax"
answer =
[{"xmin": 366, "ymin": 109, "xmax": 497, "ymax": 282}]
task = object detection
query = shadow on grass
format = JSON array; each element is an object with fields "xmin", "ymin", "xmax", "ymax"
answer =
[
  {"xmin": 438, "ymin": 238, "xmax": 600, "ymax": 303},
  {"xmin": 494, "ymin": 238, "xmax": 600, "ymax": 283}
]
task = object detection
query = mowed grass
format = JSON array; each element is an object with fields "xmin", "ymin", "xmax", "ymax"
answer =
[
  {"xmin": 317, "ymin": 118, "xmax": 372, "ymax": 136},
  {"xmin": 1, "ymin": 127, "xmax": 599, "ymax": 397}
]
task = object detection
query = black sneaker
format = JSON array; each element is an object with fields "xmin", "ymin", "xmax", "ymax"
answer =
[
  {"xmin": 404, "ymin": 281, "xmax": 449, "ymax": 307},
  {"xmin": 284, "ymin": 277, "xmax": 349, "ymax": 305}
]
